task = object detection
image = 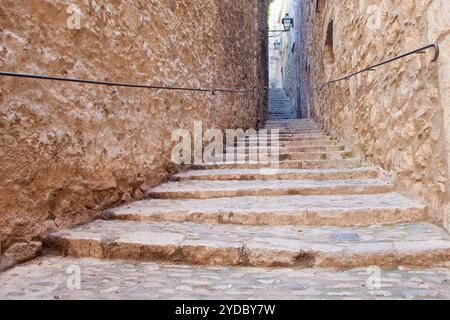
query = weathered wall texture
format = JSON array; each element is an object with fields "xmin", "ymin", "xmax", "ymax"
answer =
[
  {"xmin": 269, "ymin": 0, "xmax": 307, "ymax": 118},
  {"xmin": 298, "ymin": 0, "xmax": 450, "ymax": 231},
  {"xmin": 0, "ymin": 0, "xmax": 268, "ymax": 269},
  {"xmin": 278, "ymin": 0, "xmax": 304, "ymax": 118}
]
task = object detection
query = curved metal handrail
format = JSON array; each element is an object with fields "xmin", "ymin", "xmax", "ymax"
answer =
[{"xmin": 314, "ymin": 43, "xmax": 439, "ymax": 90}]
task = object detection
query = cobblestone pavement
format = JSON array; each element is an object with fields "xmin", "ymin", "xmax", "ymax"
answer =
[{"xmin": 0, "ymin": 256, "xmax": 449, "ymax": 300}]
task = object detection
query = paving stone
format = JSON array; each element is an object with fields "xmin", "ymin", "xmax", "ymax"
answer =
[{"xmin": 3, "ymin": 256, "xmax": 448, "ymax": 300}]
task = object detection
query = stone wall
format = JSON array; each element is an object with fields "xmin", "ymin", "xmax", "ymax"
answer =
[
  {"xmin": 298, "ymin": 0, "xmax": 450, "ymax": 231},
  {"xmin": 270, "ymin": 0, "xmax": 308, "ymax": 118},
  {"xmin": 279, "ymin": 0, "xmax": 303, "ymax": 118},
  {"xmin": 0, "ymin": 0, "xmax": 268, "ymax": 269}
]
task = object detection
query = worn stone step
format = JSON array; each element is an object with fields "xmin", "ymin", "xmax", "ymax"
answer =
[
  {"xmin": 275, "ymin": 131, "xmax": 326, "ymax": 135},
  {"xmin": 265, "ymin": 128, "xmax": 322, "ymax": 132},
  {"xmin": 190, "ymin": 158, "xmax": 361, "ymax": 170},
  {"xmin": 264, "ymin": 120, "xmax": 316, "ymax": 124},
  {"xmin": 271, "ymin": 134, "xmax": 330, "ymax": 139},
  {"xmin": 237, "ymin": 137, "xmax": 334, "ymax": 144},
  {"xmin": 268, "ymin": 117, "xmax": 298, "ymax": 120},
  {"xmin": 269, "ymin": 114, "xmax": 296, "ymax": 117},
  {"xmin": 205, "ymin": 152, "xmax": 347, "ymax": 162},
  {"xmin": 226, "ymin": 145, "xmax": 345, "ymax": 153},
  {"xmin": 280, "ymin": 151, "xmax": 347, "ymax": 161},
  {"xmin": 265, "ymin": 125, "xmax": 320, "ymax": 129},
  {"xmin": 269, "ymin": 110, "xmax": 295, "ymax": 112},
  {"xmin": 45, "ymin": 221, "xmax": 450, "ymax": 268},
  {"xmin": 264, "ymin": 131, "xmax": 325, "ymax": 136},
  {"xmin": 230, "ymin": 140, "xmax": 338, "ymax": 148},
  {"xmin": 269, "ymin": 124, "xmax": 320, "ymax": 127},
  {"xmin": 242, "ymin": 135, "xmax": 330, "ymax": 141},
  {"xmin": 146, "ymin": 179, "xmax": 393, "ymax": 199},
  {"xmin": 107, "ymin": 193, "xmax": 426, "ymax": 227},
  {"xmin": 172, "ymin": 167, "xmax": 378, "ymax": 181},
  {"xmin": 280, "ymin": 140, "xmax": 340, "ymax": 147}
]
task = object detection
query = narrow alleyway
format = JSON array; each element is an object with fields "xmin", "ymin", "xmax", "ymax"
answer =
[
  {"xmin": 1, "ymin": 0, "xmax": 449, "ymax": 304},
  {"xmin": 1, "ymin": 88, "xmax": 449, "ymax": 300},
  {"xmin": 268, "ymin": 89, "xmax": 297, "ymax": 120}
]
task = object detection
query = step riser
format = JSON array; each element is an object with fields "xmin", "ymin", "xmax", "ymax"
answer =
[
  {"xmin": 231, "ymin": 138, "xmax": 332, "ymax": 143},
  {"xmin": 173, "ymin": 170, "xmax": 378, "ymax": 181},
  {"xmin": 220, "ymin": 152, "xmax": 346, "ymax": 161},
  {"xmin": 265, "ymin": 132, "xmax": 325, "ymax": 135},
  {"xmin": 205, "ymin": 154, "xmax": 345, "ymax": 161},
  {"xmin": 271, "ymin": 131, "xmax": 325, "ymax": 134},
  {"xmin": 281, "ymin": 141, "xmax": 339, "ymax": 147},
  {"xmin": 279, "ymin": 153, "xmax": 345, "ymax": 161},
  {"xmin": 109, "ymin": 207, "xmax": 426, "ymax": 227},
  {"xmin": 147, "ymin": 184, "xmax": 393, "ymax": 200},
  {"xmin": 229, "ymin": 141, "xmax": 338, "ymax": 147},
  {"xmin": 191, "ymin": 159, "xmax": 361, "ymax": 170},
  {"xmin": 45, "ymin": 235, "xmax": 450, "ymax": 268},
  {"xmin": 226, "ymin": 146, "xmax": 345, "ymax": 153}
]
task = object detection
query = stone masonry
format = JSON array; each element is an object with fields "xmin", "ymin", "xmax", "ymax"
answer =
[
  {"xmin": 292, "ymin": 0, "xmax": 450, "ymax": 232},
  {"xmin": 0, "ymin": 0, "xmax": 269, "ymax": 269}
]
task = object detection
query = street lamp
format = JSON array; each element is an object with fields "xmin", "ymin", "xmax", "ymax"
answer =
[
  {"xmin": 282, "ymin": 13, "xmax": 294, "ymax": 31},
  {"xmin": 268, "ymin": 13, "xmax": 294, "ymax": 35}
]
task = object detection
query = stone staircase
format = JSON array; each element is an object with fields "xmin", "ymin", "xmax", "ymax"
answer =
[
  {"xmin": 268, "ymin": 88, "xmax": 297, "ymax": 120},
  {"xmin": 43, "ymin": 91, "xmax": 450, "ymax": 270}
]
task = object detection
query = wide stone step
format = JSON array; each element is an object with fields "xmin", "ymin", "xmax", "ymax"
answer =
[
  {"xmin": 264, "ymin": 126, "xmax": 320, "ymax": 130},
  {"xmin": 107, "ymin": 193, "xmax": 426, "ymax": 227},
  {"xmin": 269, "ymin": 115, "xmax": 297, "ymax": 120},
  {"xmin": 190, "ymin": 158, "xmax": 361, "ymax": 170},
  {"xmin": 280, "ymin": 140, "xmax": 340, "ymax": 147},
  {"xmin": 243, "ymin": 134, "xmax": 330, "ymax": 140},
  {"xmin": 226, "ymin": 145, "xmax": 345, "ymax": 153},
  {"xmin": 45, "ymin": 221, "xmax": 450, "ymax": 268},
  {"xmin": 237, "ymin": 137, "xmax": 334, "ymax": 144},
  {"xmin": 269, "ymin": 111, "xmax": 295, "ymax": 114},
  {"xmin": 268, "ymin": 130, "xmax": 325, "ymax": 134},
  {"xmin": 146, "ymin": 179, "xmax": 393, "ymax": 199},
  {"xmin": 226, "ymin": 151, "xmax": 347, "ymax": 161},
  {"xmin": 172, "ymin": 167, "xmax": 378, "ymax": 181},
  {"xmin": 280, "ymin": 151, "xmax": 347, "ymax": 161},
  {"xmin": 264, "ymin": 120, "xmax": 316, "ymax": 124},
  {"xmin": 228, "ymin": 141, "xmax": 339, "ymax": 148},
  {"xmin": 270, "ymin": 134, "xmax": 330, "ymax": 139},
  {"xmin": 269, "ymin": 112, "xmax": 295, "ymax": 114}
]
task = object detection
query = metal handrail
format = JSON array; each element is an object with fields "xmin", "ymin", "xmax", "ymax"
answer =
[
  {"xmin": 0, "ymin": 71, "xmax": 254, "ymax": 95},
  {"xmin": 314, "ymin": 43, "xmax": 440, "ymax": 90}
]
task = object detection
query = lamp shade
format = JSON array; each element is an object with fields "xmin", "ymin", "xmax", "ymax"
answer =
[{"xmin": 282, "ymin": 13, "xmax": 294, "ymax": 31}]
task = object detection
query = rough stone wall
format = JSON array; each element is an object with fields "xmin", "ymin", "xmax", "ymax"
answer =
[
  {"xmin": 279, "ymin": 0, "xmax": 304, "ymax": 118},
  {"xmin": 0, "ymin": 0, "xmax": 268, "ymax": 268},
  {"xmin": 256, "ymin": 0, "xmax": 270, "ymax": 127},
  {"xmin": 270, "ymin": 0, "xmax": 307, "ymax": 118},
  {"xmin": 298, "ymin": 0, "xmax": 450, "ymax": 231}
]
